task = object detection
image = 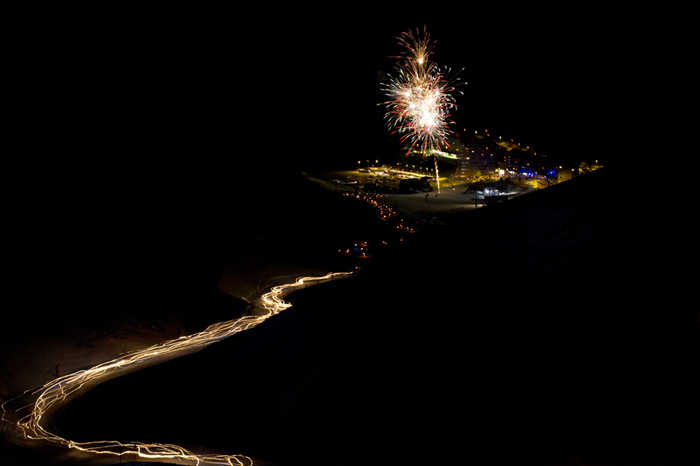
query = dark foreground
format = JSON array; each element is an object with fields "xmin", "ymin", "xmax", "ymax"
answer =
[{"xmin": 49, "ymin": 156, "xmax": 699, "ymax": 466}]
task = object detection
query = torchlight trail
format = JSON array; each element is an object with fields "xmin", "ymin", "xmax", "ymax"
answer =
[
  {"xmin": 2, "ymin": 272, "xmax": 353, "ymax": 465},
  {"xmin": 382, "ymin": 27, "xmax": 464, "ymax": 193}
]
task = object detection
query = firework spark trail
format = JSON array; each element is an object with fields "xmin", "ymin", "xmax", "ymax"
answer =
[
  {"xmin": 382, "ymin": 27, "xmax": 464, "ymax": 193},
  {"xmin": 2, "ymin": 272, "xmax": 353, "ymax": 465}
]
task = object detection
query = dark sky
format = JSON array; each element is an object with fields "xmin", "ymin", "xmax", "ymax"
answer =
[{"xmin": 3, "ymin": 2, "xmax": 698, "ymax": 176}]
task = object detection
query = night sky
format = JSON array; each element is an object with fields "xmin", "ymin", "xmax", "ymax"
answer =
[
  {"xmin": 4, "ymin": 3, "xmax": 698, "ymax": 175},
  {"xmin": 1, "ymin": 3, "xmax": 699, "ymax": 464}
]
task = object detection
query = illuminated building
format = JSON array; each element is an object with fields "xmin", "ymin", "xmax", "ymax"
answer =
[
  {"xmin": 544, "ymin": 165, "xmax": 576, "ymax": 183},
  {"xmin": 451, "ymin": 133, "xmax": 499, "ymax": 178},
  {"xmin": 555, "ymin": 165, "xmax": 576, "ymax": 183}
]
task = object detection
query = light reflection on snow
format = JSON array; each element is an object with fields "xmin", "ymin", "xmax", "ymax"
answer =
[{"xmin": 2, "ymin": 272, "xmax": 353, "ymax": 465}]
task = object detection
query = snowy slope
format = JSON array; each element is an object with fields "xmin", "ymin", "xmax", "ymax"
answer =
[{"xmin": 52, "ymin": 155, "xmax": 698, "ymax": 466}]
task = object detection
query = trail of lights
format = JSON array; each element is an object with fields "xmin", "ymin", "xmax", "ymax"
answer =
[
  {"xmin": 2, "ymin": 272, "xmax": 353, "ymax": 465},
  {"xmin": 343, "ymin": 192, "xmax": 417, "ymax": 233},
  {"xmin": 381, "ymin": 27, "xmax": 464, "ymax": 194}
]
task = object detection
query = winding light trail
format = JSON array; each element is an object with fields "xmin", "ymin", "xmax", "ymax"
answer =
[{"xmin": 2, "ymin": 272, "xmax": 354, "ymax": 465}]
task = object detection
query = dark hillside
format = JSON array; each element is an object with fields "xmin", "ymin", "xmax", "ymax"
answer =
[{"xmin": 60, "ymin": 153, "xmax": 699, "ymax": 466}]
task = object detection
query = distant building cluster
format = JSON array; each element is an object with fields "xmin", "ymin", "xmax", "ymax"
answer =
[{"xmin": 445, "ymin": 130, "xmax": 600, "ymax": 183}]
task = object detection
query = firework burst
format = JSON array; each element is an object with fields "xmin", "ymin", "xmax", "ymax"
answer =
[{"xmin": 382, "ymin": 27, "xmax": 463, "ymax": 192}]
